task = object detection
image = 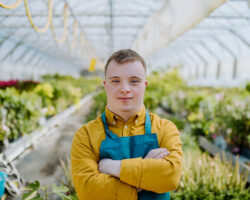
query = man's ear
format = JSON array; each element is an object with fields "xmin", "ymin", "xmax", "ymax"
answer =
[
  {"xmin": 103, "ymin": 80, "xmax": 106, "ymax": 86},
  {"xmin": 145, "ymin": 80, "xmax": 148, "ymax": 87}
]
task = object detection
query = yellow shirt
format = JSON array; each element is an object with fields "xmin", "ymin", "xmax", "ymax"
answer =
[{"xmin": 71, "ymin": 106, "xmax": 183, "ymax": 200}]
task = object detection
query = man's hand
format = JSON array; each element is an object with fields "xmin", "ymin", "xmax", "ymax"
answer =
[
  {"xmin": 135, "ymin": 148, "xmax": 170, "ymax": 193},
  {"xmin": 144, "ymin": 148, "xmax": 170, "ymax": 159},
  {"xmin": 98, "ymin": 159, "xmax": 121, "ymax": 178}
]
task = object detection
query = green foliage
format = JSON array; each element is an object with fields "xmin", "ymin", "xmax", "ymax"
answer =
[
  {"xmin": 180, "ymin": 132, "xmax": 200, "ymax": 152},
  {"xmin": 167, "ymin": 116, "xmax": 186, "ymax": 130},
  {"xmin": 171, "ymin": 151, "xmax": 250, "ymax": 200},
  {"xmin": 0, "ymin": 88, "xmax": 42, "ymax": 141},
  {"xmin": 42, "ymin": 74, "xmax": 102, "ymax": 97},
  {"xmin": 51, "ymin": 184, "xmax": 76, "ymax": 200},
  {"xmin": 22, "ymin": 156, "xmax": 78, "ymax": 200},
  {"xmin": 144, "ymin": 69, "xmax": 186, "ymax": 112},
  {"xmin": 33, "ymin": 83, "xmax": 54, "ymax": 99},
  {"xmin": 152, "ymin": 77, "xmax": 250, "ymax": 149},
  {"xmin": 22, "ymin": 180, "xmax": 42, "ymax": 200},
  {"xmin": 42, "ymin": 75, "xmax": 101, "ymax": 115},
  {"xmin": 0, "ymin": 75, "xmax": 100, "ymax": 143},
  {"xmin": 245, "ymin": 81, "xmax": 250, "ymax": 92},
  {"xmin": 86, "ymin": 89, "xmax": 107, "ymax": 122},
  {"xmin": 182, "ymin": 90, "xmax": 250, "ymax": 149},
  {"xmin": 57, "ymin": 157, "xmax": 75, "ymax": 195},
  {"xmin": 22, "ymin": 180, "xmax": 78, "ymax": 200}
]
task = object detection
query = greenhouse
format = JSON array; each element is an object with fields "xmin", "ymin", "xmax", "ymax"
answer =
[{"xmin": 0, "ymin": 0, "xmax": 249, "ymax": 199}]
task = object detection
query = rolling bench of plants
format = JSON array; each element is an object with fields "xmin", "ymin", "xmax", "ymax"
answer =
[{"xmin": 0, "ymin": 75, "xmax": 101, "ymax": 198}]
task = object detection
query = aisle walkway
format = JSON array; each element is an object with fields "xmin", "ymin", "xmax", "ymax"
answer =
[{"xmin": 12, "ymin": 99, "xmax": 93, "ymax": 198}]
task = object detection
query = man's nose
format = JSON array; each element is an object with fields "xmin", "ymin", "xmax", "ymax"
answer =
[{"xmin": 120, "ymin": 82, "xmax": 130, "ymax": 93}]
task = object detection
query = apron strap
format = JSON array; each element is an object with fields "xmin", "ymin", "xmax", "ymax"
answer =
[
  {"xmin": 145, "ymin": 111, "xmax": 151, "ymax": 134},
  {"xmin": 101, "ymin": 112, "xmax": 119, "ymax": 139}
]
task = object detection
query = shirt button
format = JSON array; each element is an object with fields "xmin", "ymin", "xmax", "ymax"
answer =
[
  {"xmin": 135, "ymin": 120, "xmax": 138, "ymax": 123},
  {"xmin": 113, "ymin": 121, "xmax": 116, "ymax": 125},
  {"xmin": 125, "ymin": 125, "xmax": 128, "ymax": 129}
]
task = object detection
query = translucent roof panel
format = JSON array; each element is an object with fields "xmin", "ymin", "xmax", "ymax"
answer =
[
  {"xmin": 0, "ymin": 0, "xmax": 249, "ymax": 85},
  {"xmin": 146, "ymin": 0, "xmax": 250, "ymax": 86},
  {"xmin": 0, "ymin": 0, "xmax": 164, "ymax": 74}
]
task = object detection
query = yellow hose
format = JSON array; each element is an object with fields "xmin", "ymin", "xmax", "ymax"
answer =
[
  {"xmin": 24, "ymin": 0, "xmax": 53, "ymax": 33},
  {"xmin": 50, "ymin": 3, "xmax": 68, "ymax": 44},
  {"xmin": 68, "ymin": 19, "xmax": 78, "ymax": 50},
  {"xmin": 0, "ymin": 0, "xmax": 22, "ymax": 10}
]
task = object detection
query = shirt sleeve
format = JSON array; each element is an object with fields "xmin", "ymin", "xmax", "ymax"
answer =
[
  {"xmin": 119, "ymin": 120, "xmax": 183, "ymax": 193},
  {"xmin": 71, "ymin": 127, "xmax": 138, "ymax": 200}
]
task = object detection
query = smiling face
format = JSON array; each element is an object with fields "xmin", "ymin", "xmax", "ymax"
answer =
[{"xmin": 103, "ymin": 60, "xmax": 147, "ymax": 120}]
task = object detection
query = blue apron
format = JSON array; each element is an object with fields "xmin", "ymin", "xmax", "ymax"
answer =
[{"xmin": 100, "ymin": 111, "xmax": 170, "ymax": 200}]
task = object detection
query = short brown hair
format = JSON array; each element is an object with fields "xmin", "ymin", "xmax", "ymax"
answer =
[{"xmin": 104, "ymin": 49, "xmax": 146, "ymax": 76}]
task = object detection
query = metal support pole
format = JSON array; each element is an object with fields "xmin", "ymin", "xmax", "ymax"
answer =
[
  {"xmin": 216, "ymin": 62, "xmax": 222, "ymax": 79},
  {"xmin": 189, "ymin": 47, "xmax": 208, "ymax": 79},
  {"xmin": 199, "ymin": 41, "xmax": 221, "ymax": 79},
  {"xmin": 185, "ymin": 50, "xmax": 200, "ymax": 79},
  {"xmin": 211, "ymin": 36, "xmax": 238, "ymax": 79},
  {"xmin": 232, "ymin": 59, "xmax": 238, "ymax": 79},
  {"xmin": 180, "ymin": 54, "xmax": 194, "ymax": 79}
]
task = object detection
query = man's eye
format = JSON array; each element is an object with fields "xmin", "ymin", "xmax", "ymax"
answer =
[
  {"xmin": 131, "ymin": 80, "xmax": 139, "ymax": 83},
  {"xmin": 112, "ymin": 80, "xmax": 119, "ymax": 83}
]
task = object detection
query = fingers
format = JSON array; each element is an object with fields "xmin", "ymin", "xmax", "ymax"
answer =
[
  {"xmin": 145, "ymin": 148, "xmax": 164, "ymax": 159},
  {"xmin": 144, "ymin": 148, "xmax": 170, "ymax": 159},
  {"xmin": 153, "ymin": 151, "xmax": 169, "ymax": 159}
]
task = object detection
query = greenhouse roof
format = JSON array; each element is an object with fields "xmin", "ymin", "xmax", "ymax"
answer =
[{"xmin": 0, "ymin": 0, "xmax": 249, "ymax": 84}]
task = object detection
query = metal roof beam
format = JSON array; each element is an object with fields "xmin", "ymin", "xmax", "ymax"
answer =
[
  {"xmin": 228, "ymin": 28, "xmax": 250, "ymax": 48},
  {"xmin": 14, "ymin": 47, "xmax": 32, "ymax": 64},
  {"xmin": 1, "ymin": 41, "xmax": 22, "ymax": 62}
]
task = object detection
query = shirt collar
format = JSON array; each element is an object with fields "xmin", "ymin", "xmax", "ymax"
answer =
[{"xmin": 105, "ymin": 105, "xmax": 146, "ymax": 126}]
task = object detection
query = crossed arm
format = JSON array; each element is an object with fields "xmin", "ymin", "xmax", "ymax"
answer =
[{"xmin": 98, "ymin": 148, "xmax": 170, "ymax": 192}]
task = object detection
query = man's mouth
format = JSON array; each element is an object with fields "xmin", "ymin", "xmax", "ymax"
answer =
[{"xmin": 118, "ymin": 97, "xmax": 133, "ymax": 100}]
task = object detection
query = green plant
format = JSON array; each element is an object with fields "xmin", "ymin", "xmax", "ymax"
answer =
[
  {"xmin": 0, "ymin": 75, "xmax": 100, "ymax": 143},
  {"xmin": 21, "ymin": 155, "xmax": 79, "ymax": 199},
  {"xmin": 86, "ymin": 89, "xmax": 107, "ymax": 122},
  {"xmin": 180, "ymin": 132, "xmax": 200, "ymax": 152},
  {"xmin": 245, "ymin": 81, "xmax": 250, "ymax": 92},
  {"xmin": 144, "ymin": 69, "xmax": 186, "ymax": 112},
  {"xmin": 57, "ymin": 156, "xmax": 75, "ymax": 195},
  {"xmin": 21, "ymin": 180, "xmax": 78, "ymax": 200},
  {"xmin": 0, "ymin": 88, "xmax": 42, "ymax": 141},
  {"xmin": 171, "ymin": 151, "xmax": 250, "ymax": 200},
  {"xmin": 158, "ymin": 83, "xmax": 250, "ymax": 150}
]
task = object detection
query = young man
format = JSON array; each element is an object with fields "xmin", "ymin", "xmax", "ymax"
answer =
[{"xmin": 71, "ymin": 49, "xmax": 182, "ymax": 200}]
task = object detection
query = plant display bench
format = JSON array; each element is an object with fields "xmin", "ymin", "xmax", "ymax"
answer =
[{"xmin": 0, "ymin": 93, "xmax": 95, "ymax": 197}]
